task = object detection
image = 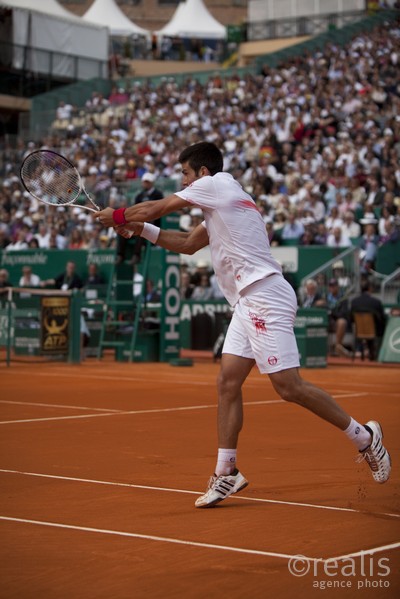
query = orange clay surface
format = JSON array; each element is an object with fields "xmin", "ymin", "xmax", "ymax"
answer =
[{"xmin": 0, "ymin": 360, "xmax": 399, "ymax": 599}]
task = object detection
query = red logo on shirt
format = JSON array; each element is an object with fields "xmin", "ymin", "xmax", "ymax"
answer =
[
  {"xmin": 238, "ymin": 199, "xmax": 258, "ymax": 211},
  {"xmin": 236, "ymin": 274, "xmax": 241, "ymax": 281},
  {"xmin": 268, "ymin": 356, "xmax": 278, "ymax": 365}
]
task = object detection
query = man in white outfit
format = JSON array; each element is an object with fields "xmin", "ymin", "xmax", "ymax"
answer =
[{"xmin": 96, "ymin": 142, "xmax": 391, "ymax": 507}]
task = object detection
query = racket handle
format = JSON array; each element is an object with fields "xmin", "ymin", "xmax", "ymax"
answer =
[{"xmin": 120, "ymin": 228, "xmax": 134, "ymax": 239}]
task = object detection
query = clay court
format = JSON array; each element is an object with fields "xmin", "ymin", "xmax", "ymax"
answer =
[{"xmin": 1, "ymin": 360, "xmax": 399, "ymax": 598}]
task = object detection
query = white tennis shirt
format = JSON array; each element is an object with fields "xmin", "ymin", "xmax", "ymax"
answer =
[{"xmin": 175, "ymin": 172, "xmax": 282, "ymax": 306}]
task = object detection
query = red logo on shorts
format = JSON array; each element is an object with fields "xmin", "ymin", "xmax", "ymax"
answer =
[
  {"xmin": 249, "ymin": 311, "xmax": 267, "ymax": 335},
  {"xmin": 268, "ymin": 356, "xmax": 278, "ymax": 365}
]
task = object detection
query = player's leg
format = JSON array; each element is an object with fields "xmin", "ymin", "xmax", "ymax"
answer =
[
  {"xmin": 216, "ymin": 352, "xmax": 255, "ymax": 449},
  {"xmin": 269, "ymin": 367, "xmax": 351, "ymax": 430},
  {"xmin": 242, "ymin": 275, "xmax": 391, "ymax": 485},
  {"xmin": 268, "ymin": 367, "xmax": 391, "ymax": 483},
  {"xmin": 195, "ymin": 315, "xmax": 254, "ymax": 508}
]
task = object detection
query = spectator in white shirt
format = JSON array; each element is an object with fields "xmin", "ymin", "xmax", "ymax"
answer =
[
  {"xmin": 327, "ymin": 227, "xmax": 352, "ymax": 248},
  {"xmin": 19, "ymin": 265, "xmax": 41, "ymax": 288},
  {"xmin": 341, "ymin": 211, "xmax": 361, "ymax": 239}
]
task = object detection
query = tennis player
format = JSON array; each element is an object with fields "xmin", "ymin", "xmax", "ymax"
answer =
[{"xmin": 96, "ymin": 142, "xmax": 391, "ymax": 507}]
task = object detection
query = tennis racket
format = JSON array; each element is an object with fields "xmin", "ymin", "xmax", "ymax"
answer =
[{"xmin": 20, "ymin": 149, "xmax": 100, "ymax": 213}]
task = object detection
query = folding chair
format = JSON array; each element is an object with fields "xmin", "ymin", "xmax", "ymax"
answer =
[{"xmin": 352, "ymin": 312, "xmax": 377, "ymax": 361}]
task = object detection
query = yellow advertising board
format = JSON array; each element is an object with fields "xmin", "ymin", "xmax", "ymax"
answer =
[{"xmin": 41, "ymin": 296, "xmax": 70, "ymax": 354}]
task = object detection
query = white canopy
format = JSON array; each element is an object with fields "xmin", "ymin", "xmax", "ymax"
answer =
[
  {"xmin": 157, "ymin": 0, "xmax": 226, "ymax": 39},
  {"xmin": 0, "ymin": 0, "xmax": 109, "ymax": 79},
  {"xmin": 82, "ymin": 0, "xmax": 149, "ymax": 38}
]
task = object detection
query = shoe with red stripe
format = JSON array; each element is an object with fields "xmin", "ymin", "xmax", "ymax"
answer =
[
  {"xmin": 195, "ymin": 469, "xmax": 248, "ymax": 508},
  {"xmin": 358, "ymin": 421, "xmax": 391, "ymax": 483}
]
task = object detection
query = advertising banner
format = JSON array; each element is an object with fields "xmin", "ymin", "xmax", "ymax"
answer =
[{"xmin": 41, "ymin": 296, "xmax": 70, "ymax": 354}]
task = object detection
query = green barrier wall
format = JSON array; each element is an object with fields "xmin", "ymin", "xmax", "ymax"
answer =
[
  {"xmin": 375, "ymin": 241, "xmax": 400, "ymax": 275},
  {"xmin": 2, "ymin": 243, "xmax": 398, "ymax": 291},
  {"xmin": 0, "ymin": 244, "xmax": 385, "ymax": 293},
  {"xmin": 0, "ymin": 249, "xmax": 116, "ymax": 285}
]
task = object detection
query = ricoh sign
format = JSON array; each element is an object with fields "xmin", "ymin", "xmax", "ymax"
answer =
[{"xmin": 159, "ymin": 214, "xmax": 181, "ymax": 362}]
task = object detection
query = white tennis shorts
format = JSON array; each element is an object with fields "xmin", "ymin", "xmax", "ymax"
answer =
[{"xmin": 222, "ymin": 274, "xmax": 300, "ymax": 374}]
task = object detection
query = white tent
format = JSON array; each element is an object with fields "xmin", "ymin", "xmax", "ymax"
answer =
[
  {"xmin": 157, "ymin": 0, "xmax": 226, "ymax": 39},
  {"xmin": 82, "ymin": 0, "xmax": 149, "ymax": 38},
  {"xmin": 0, "ymin": 0, "xmax": 109, "ymax": 79}
]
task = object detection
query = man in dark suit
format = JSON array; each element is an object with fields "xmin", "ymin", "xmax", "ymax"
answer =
[
  {"xmin": 43, "ymin": 261, "xmax": 83, "ymax": 291},
  {"xmin": 350, "ymin": 279, "xmax": 387, "ymax": 359}
]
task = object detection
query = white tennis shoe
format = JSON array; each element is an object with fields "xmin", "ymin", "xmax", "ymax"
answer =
[
  {"xmin": 358, "ymin": 421, "xmax": 391, "ymax": 483},
  {"xmin": 195, "ymin": 469, "xmax": 249, "ymax": 508}
]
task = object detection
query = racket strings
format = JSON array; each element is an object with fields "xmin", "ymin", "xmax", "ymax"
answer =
[{"xmin": 21, "ymin": 152, "xmax": 81, "ymax": 205}]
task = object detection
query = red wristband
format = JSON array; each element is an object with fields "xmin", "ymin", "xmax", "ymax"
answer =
[{"xmin": 113, "ymin": 208, "xmax": 127, "ymax": 226}]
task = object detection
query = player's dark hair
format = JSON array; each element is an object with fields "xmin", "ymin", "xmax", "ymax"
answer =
[{"xmin": 179, "ymin": 142, "xmax": 223, "ymax": 176}]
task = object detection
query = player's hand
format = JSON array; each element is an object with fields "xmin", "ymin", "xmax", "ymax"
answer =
[
  {"xmin": 95, "ymin": 207, "xmax": 115, "ymax": 227},
  {"xmin": 115, "ymin": 222, "xmax": 144, "ymax": 238}
]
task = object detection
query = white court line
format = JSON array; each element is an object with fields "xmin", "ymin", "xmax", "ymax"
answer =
[
  {"xmin": 1, "ymin": 469, "xmax": 399, "ymax": 520},
  {"xmin": 1, "ymin": 516, "xmax": 399, "ymax": 562},
  {"xmin": 0, "ymin": 400, "xmax": 284, "ymax": 425},
  {"xmin": 0, "ymin": 395, "xmax": 365, "ymax": 426},
  {"xmin": 0, "ymin": 400, "xmax": 123, "ymax": 413},
  {"xmin": 329, "ymin": 542, "xmax": 400, "ymax": 562},
  {"xmin": 3, "ymin": 370, "xmax": 215, "ymax": 386},
  {"xmin": 0, "ymin": 515, "xmax": 318, "ymax": 561}
]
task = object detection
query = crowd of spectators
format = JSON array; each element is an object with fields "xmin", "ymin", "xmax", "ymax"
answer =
[{"xmin": 0, "ymin": 18, "xmax": 399, "ymax": 293}]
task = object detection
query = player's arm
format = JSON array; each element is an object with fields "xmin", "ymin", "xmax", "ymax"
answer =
[
  {"xmin": 95, "ymin": 194, "xmax": 189, "ymax": 228},
  {"xmin": 116, "ymin": 221, "xmax": 209, "ymax": 255}
]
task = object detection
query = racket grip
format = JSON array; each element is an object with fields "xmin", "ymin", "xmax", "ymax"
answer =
[{"xmin": 120, "ymin": 228, "xmax": 134, "ymax": 238}]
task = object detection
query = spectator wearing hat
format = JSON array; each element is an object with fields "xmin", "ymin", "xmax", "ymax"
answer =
[
  {"xmin": 191, "ymin": 260, "xmax": 211, "ymax": 287},
  {"xmin": 187, "ymin": 208, "xmax": 204, "ymax": 232},
  {"xmin": 135, "ymin": 173, "xmax": 164, "ymax": 208},
  {"xmin": 191, "ymin": 273, "xmax": 214, "ymax": 301},
  {"xmin": 332, "ymin": 260, "xmax": 351, "ymax": 289},
  {"xmin": 9, "ymin": 210, "xmax": 25, "ymax": 242}
]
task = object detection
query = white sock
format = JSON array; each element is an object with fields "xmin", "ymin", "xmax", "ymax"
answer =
[
  {"xmin": 344, "ymin": 418, "xmax": 372, "ymax": 451},
  {"xmin": 215, "ymin": 448, "xmax": 237, "ymax": 476}
]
